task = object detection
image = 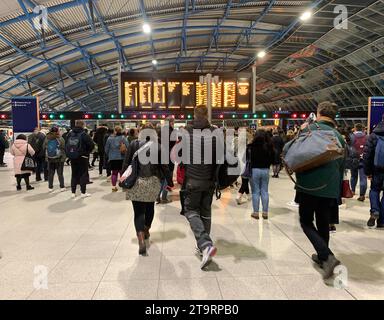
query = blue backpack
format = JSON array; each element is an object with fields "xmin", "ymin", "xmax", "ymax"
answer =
[
  {"xmin": 47, "ymin": 139, "xmax": 61, "ymax": 159},
  {"xmin": 374, "ymin": 136, "xmax": 384, "ymax": 168}
]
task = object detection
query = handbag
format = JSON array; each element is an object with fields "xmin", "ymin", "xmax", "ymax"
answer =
[
  {"xmin": 342, "ymin": 179, "xmax": 353, "ymax": 198},
  {"xmin": 282, "ymin": 122, "xmax": 344, "ymax": 173},
  {"xmin": 21, "ymin": 144, "xmax": 36, "ymax": 171}
]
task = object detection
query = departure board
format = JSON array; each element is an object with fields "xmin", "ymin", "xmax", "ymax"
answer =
[
  {"xmin": 124, "ymin": 81, "xmax": 138, "ymax": 108},
  {"xmin": 168, "ymin": 81, "xmax": 181, "ymax": 109},
  {"xmin": 139, "ymin": 81, "xmax": 152, "ymax": 108},
  {"xmin": 182, "ymin": 82, "xmax": 195, "ymax": 109},
  {"xmin": 223, "ymin": 81, "xmax": 236, "ymax": 108},
  {"xmin": 153, "ymin": 80, "xmax": 166, "ymax": 109},
  {"xmin": 237, "ymin": 81, "xmax": 250, "ymax": 109},
  {"xmin": 211, "ymin": 82, "xmax": 222, "ymax": 108},
  {"xmin": 196, "ymin": 82, "xmax": 207, "ymax": 106}
]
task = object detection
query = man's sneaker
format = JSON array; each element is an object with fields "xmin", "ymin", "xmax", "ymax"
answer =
[
  {"xmin": 60, "ymin": 188, "xmax": 66, "ymax": 192},
  {"xmin": 71, "ymin": 193, "xmax": 76, "ymax": 199},
  {"xmin": 322, "ymin": 255, "xmax": 341, "ymax": 280},
  {"xmin": 26, "ymin": 185, "xmax": 34, "ymax": 191},
  {"xmin": 357, "ymin": 196, "xmax": 365, "ymax": 202},
  {"xmin": 49, "ymin": 188, "xmax": 54, "ymax": 193},
  {"xmin": 329, "ymin": 225, "xmax": 337, "ymax": 233},
  {"xmin": 287, "ymin": 200, "xmax": 299, "ymax": 207},
  {"xmin": 367, "ymin": 214, "xmax": 379, "ymax": 228},
  {"xmin": 311, "ymin": 254, "xmax": 323, "ymax": 268},
  {"xmin": 81, "ymin": 193, "xmax": 91, "ymax": 198},
  {"xmin": 16, "ymin": 185, "xmax": 22, "ymax": 191},
  {"xmin": 200, "ymin": 246, "xmax": 217, "ymax": 270},
  {"xmin": 195, "ymin": 247, "xmax": 203, "ymax": 257}
]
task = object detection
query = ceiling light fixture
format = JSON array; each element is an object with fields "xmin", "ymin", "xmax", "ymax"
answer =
[
  {"xmin": 257, "ymin": 51, "xmax": 266, "ymax": 59},
  {"xmin": 152, "ymin": 59, "xmax": 158, "ymax": 65},
  {"xmin": 143, "ymin": 23, "xmax": 151, "ymax": 34},
  {"xmin": 300, "ymin": 11, "xmax": 312, "ymax": 21}
]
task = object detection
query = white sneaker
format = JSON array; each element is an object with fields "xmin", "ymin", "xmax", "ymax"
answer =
[
  {"xmin": 49, "ymin": 188, "xmax": 54, "ymax": 193},
  {"xmin": 60, "ymin": 188, "xmax": 66, "ymax": 192},
  {"xmin": 200, "ymin": 246, "xmax": 217, "ymax": 270},
  {"xmin": 71, "ymin": 193, "xmax": 76, "ymax": 199},
  {"xmin": 287, "ymin": 200, "xmax": 299, "ymax": 207},
  {"xmin": 81, "ymin": 193, "xmax": 91, "ymax": 198}
]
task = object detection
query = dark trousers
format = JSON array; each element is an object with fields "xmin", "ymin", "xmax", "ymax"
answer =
[
  {"xmin": 297, "ymin": 192, "xmax": 335, "ymax": 262},
  {"xmin": 238, "ymin": 177, "xmax": 250, "ymax": 195},
  {"xmin": 369, "ymin": 172, "xmax": 384, "ymax": 224},
  {"xmin": 70, "ymin": 157, "xmax": 89, "ymax": 194},
  {"xmin": 184, "ymin": 179, "xmax": 215, "ymax": 251},
  {"xmin": 36, "ymin": 157, "xmax": 48, "ymax": 181},
  {"xmin": 132, "ymin": 201, "xmax": 155, "ymax": 233},
  {"xmin": 92, "ymin": 152, "xmax": 99, "ymax": 166},
  {"xmin": 48, "ymin": 161, "xmax": 65, "ymax": 189},
  {"xmin": 16, "ymin": 173, "xmax": 30, "ymax": 187},
  {"xmin": 0, "ymin": 148, "xmax": 5, "ymax": 164},
  {"xmin": 98, "ymin": 153, "xmax": 105, "ymax": 175}
]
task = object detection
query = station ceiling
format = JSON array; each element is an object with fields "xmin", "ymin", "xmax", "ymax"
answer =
[{"xmin": 0, "ymin": 0, "xmax": 383, "ymax": 113}]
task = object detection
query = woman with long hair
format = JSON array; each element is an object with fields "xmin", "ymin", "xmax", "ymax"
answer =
[{"xmin": 248, "ymin": 130, "xmax": 275, "ymax": 220}]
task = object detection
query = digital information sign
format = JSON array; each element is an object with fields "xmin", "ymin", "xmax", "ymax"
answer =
[
  {"xmin": 120, "ymin": 72, "xmax": 251, "ymax": 111},
  {"xmin": 368, "ymin": 97, "xmax": 384, "ymax": 133},
  {"xmin": 11, "ymin": 96, "xmax": 40, "ymax": 134}
]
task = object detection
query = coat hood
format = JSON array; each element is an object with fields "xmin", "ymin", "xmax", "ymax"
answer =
[
  {"xmin": 72, "ymin": 127, "xmax": 84, "ymax": 134},
  {"xmin": 13, "ymin": 139, "xmax": 27, "ymax": 149}
]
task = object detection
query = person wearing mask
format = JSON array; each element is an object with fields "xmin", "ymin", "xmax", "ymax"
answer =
[
  {"xmin": 248, "ymin": 130, "xmax": 275, "ymax": 220},
  {"xmin": 65, "ymin": 120, "xmax": 94, "ymax": 198},
  {"xmin": 363, "ymin": 115, "xmax": 384, "ymax": 229},
  {"xmin": 157, "ymin": 116, "xmax": 176, "ymax": 204},
  {"xmin": 0, "ymin": 129, "xmax": 9, "ymax": 167},
  {"xmin": 43, "ymin": 127, "xmax": 66, "ymax": 192},
  {"xmin": 93, "ymin": 125, "xmax": 108, "ymax": 176},
  {"xmin": 10, "ymin": 134, "xmax": 35, "ymax": 191},
  {"xmin": 271, "ymin": 128, "xmax": 284, "ymax": 178},
  {"xmin": 105, "ymin": 126, "xmax": 130, "ymax": 192},
  {"xmin": 122, "ymin": 123, "xmax": 173, "ymax": 256},
  {"xmin": 295, "ymin": 101, "xmax": 345, "ymax": 281},
  {"xmin": 182, "ymin": 106, "xmax": 220, "ymax": 269},
  {"xmin": 28, "ymin": 127, "xmax": 48, "ymax": 182},
  {"xmin": 350, "ymin": 123, "xmax": 368, "ymax": 201}
]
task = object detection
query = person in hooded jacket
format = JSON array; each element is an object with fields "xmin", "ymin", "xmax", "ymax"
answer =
[
  {"xmin": 10, "ymin": 134, "xmax": 35, "ymax": 191},
  {"xmin": 43, "ymin": 127, "xmax": 66, "ymax": 192},
  {"xmin": 363, "ymin": 116, "xmax": 384, "ymax": 229},
  {"xmin": 28, "ymin": 127, "xmax": 48, "ymax": 182}
]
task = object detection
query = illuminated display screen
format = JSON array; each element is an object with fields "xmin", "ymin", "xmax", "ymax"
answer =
[
  {"xmin": 182, "ymin": 82, "xmax": 195, "ymax": 109},
  {"xmin": 124, "ymin": 81, "xmax": 138, "ymax": 108},
  {"xmin": 223, "ymin": 81, "xmax": 236, "ymax": 108},
  {"xmin": 211, "ymin": 82, "xmax": 222, "ymax": 108},
  {"xmin": 153, "ymin": 80, "xmax": 166, "ymax": 109},
  {"xmin": 196, "ymin": 82, "xmax": 207, "ymax": 107},
  {"xmin": 237, "ymin": 81, "xmax": 250, "ymax": 109},
  {"xmin": 139, "ymin": 81, "xmax": 152, "ymax": 108},
  {"xmin": 168, "ymin": 81, "xmax": 181, "ymax": 109}
]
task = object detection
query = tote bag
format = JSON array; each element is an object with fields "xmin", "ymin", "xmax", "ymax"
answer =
[{"xmin": 21, "ymin": 144, "xmax": 36, "ymax": 171}]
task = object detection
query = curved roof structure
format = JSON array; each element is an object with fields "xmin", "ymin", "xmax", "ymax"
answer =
[{"xmin": 0, "ymin": 0, "xmax": 383, "ymax": 113}]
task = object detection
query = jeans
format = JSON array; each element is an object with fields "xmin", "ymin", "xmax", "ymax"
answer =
[
  {"xmin": 48, "ymin": 161, "xmax": 65, "ymax": 189},
  {"xmin": 369, "ymin": 173, "xmax": 384, "ymax": 224},
  {"xmin": 350, "ymin": 161, "xmax": 367, "ymax": 196},
  {"xmin": 184, "ymin": 179, "xmax": 215, "ymax": 251},
  {"xmin": 70, "ymin": 157, "xmax": 89, "ymax": 194},
  {"xmin": 297, "ymin": 192, "xmax": 335, "ymax": 262},
  {"xmin": 132, "ymin": 201, "xmax": 155, "ymax": 233},
  {"xmin": 250, "ymin": 168, "xmax": 270, "ymax": 213}
]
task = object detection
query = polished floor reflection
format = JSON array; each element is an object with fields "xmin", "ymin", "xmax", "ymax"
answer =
[{"xmin": 0, "ymin": 153, "xmax": 383, "ymax": 300}]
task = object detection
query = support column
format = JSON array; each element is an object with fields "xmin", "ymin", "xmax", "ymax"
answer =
[
  {"xmin": 206, "ymin": 73, "xmax": 212, "ymax": 123},
  {"xmin": 252, "ymin": 65, "xmax": 256, "ymax": 124}
]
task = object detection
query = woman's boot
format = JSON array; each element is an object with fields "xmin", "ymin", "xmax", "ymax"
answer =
[
  {"xmin": 137, "ymin": 232, "xmax": 146, "ymax": 255},
  {"xmin": 143, "ymin": 226, "xmax": 150, "ymax": 240}
]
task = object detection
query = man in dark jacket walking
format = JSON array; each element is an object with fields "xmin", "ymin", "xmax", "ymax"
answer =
[
  {"xmin": 350, "ymin": 123, "xmax": 367, "ymax": 201},
  {"xmin": 93, "ymin": 125, "xmax": 108, "ymax": 176},
  {"xmin": 363, "ymin": 116, "xmax": 384, "ymax": 229},
  {"xmin": 66, "ymin": 120, "xmax": 94, "ymax": 198},
  {"xmin": 295, "ymin": 101, "xmax": 345, "ymax": 281},
  {"xmin": 28, "ymin": 127, "xmax": 48, "ymax": 181},
  {"xmin": 182, "ymin": 106, "xmax": 221, "ymax": 270},
  {"xmin": 0, "ymin": 130, "xmax": 9, "ymax": 167}
]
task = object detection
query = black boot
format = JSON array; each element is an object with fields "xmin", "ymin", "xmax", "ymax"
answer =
[{"xmin": 137, "ymin": 232, "xmax": 147, "ymax": 255}]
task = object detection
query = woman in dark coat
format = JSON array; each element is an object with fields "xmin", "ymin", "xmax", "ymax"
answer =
[{"xmin": 271, "ymin": 129, "xmax": 284, "ymax": 178}]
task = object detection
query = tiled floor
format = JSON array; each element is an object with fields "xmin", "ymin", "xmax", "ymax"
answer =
[{"xmin": 0, "ymin": 152, "xmax": 383, "ymax": 300}]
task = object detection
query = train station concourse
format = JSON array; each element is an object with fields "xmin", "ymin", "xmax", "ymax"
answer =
[{"xmin": 0, "ymin": 0, "xmax": 384, "ymax": 304}]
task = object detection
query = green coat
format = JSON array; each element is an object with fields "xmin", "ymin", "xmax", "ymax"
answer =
[{"xmin": 295, "ymin": 120, "xmax": 345, "ymax": 199}]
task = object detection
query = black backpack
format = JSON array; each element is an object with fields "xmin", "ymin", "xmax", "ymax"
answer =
[
  {"xmin": 65, "ymin": 132, "xmax": 84, "ymax": 160},
  {"xmin": 214, "ymin": 161, "xmax": 239, "ymax": 199}
]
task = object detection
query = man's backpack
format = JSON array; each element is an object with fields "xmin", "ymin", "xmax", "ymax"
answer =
[
  {"xmin": 47, "ymin": 139, "xmax": 61, "ymax": 159},
  {"xmin": 374, "ymin": 136, "xmax": 384, "ymax": 168},
  {"xmin": 353, "ymin": 134, "xmax": 367, "ymax": 158},
  {"xmin": 65, "ymin": 132, "xmax": 84, "ymax": 160},
  {"xmin": 214, "ymin": 161, "xmax": 239, "ymax": 199}
]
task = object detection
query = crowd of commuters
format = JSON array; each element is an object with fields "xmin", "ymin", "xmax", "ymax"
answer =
[{"xmin": 2, "ymin": 102, "xmax": 383, "ymax": 283}]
